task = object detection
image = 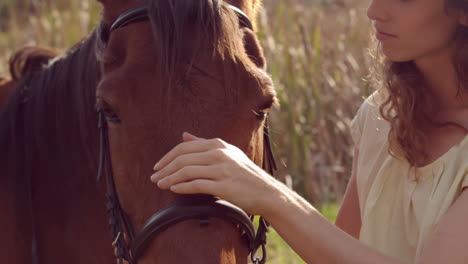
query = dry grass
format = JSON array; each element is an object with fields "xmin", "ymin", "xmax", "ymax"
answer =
[
  {"xmin": 0, "ymin": 0, "xmax": 101, "ymax": 75},
  {"xmin": 260, "ymin": 0, "xmax": 373, "ymax": 204}
]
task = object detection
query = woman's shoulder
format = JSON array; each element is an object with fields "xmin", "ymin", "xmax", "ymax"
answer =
[
  {"xmin": 358, "ymin": 89, "xmax": 388, "ymax": 117},
  {"xmin": 351, "ymin": 89, "xmax": 389, "ymax": 146}
]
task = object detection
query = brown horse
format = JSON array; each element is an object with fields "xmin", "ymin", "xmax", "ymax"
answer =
[
  {"xmin": 0, "ymin": 77, "xmax": 15, "ymax": 109},
  {"xmin": 0, "ymin": 0, "xmax": 275, "ymax": 263},
  {"xmin": 0, "ymin": 31, "xmax": 112, "ymax": 263},
  {"xmin": 96, "ymin": 0, "xmax": 275, "ymax": 263},
  {"xmin": 0, "ymin": 46, "xmax": 59, "ymax": 108}
]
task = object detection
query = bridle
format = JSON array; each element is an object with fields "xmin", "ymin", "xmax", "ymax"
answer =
[
  {"xmin": 96, "ymin": 4, "xmax": 277, "ymax": 264},
  {"xmin": 98, "ymin": 4, "xmax": 253, "ymax": 44}
]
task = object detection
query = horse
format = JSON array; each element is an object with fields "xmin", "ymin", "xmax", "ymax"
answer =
[
  {"xmin": 0, "ymin": 0, "xmax": 276, "ymax": 263},
  {"xmin": 0, "ymin": 46, "xmax": 58, "ymax": 108},
  {"xmin": 0, "ymin": 77, "xmax": 15, "ymax": 109},
  {"xmin": 0, "ymin": 30, "xmax": 112, "ymax": 263}
]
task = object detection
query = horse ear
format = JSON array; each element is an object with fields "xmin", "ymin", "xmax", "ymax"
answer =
[
  {"xmin": 9, "ymin": 46, "xmax": 59, "ymax": 81},
  {"xmin": 242, "ymin": 28, "xmax": 267, "ymax": 71},
  {"xmin": 96, "ymin": 0, "xmax": 115, "ymax": 24}
]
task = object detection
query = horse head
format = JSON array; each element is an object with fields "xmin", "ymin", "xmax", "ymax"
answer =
[{"xmin": 95, "ymin": 0, "xmax": 276, "ymax": 263}]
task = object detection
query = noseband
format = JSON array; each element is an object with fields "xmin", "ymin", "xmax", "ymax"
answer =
[{"xmin": 97, "ymin": 4, "xmax": 276, "ymax": 264}]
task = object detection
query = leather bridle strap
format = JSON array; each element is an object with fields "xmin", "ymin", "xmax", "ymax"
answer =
[
  {"xmin": 108, "ymin": 4, "xmax": 254, "ymax": 33},
  {"xmin": 109, "ymin": 6, "xmax": 149, "ymax": 34},
  {"xmin": 100, "ymin": 4, "xmax": 254, "ymax": 44},
  {"xmin": 226, "ymin": 5, "xmax": 253, "ymax": 31},
  {"xmin": 97, "ymin": 111, "xmax": 136, "ymax": 264},
  {"xmin": 130, "ymin": 197, "xmax": 256, "ymax": 260}
]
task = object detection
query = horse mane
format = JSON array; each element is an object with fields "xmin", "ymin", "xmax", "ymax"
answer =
[
  {"xmin": 8, "ymin": 46, "xmax": 60, "ymax": 81},
  {"xmin": 0, "ymin": 30, "xmax": 101, "ymax": 213},
  {"xmin": 148, "ymin": 0, "xmax": 247, "ymax": 79},
  {"xmin": 142, "ymin": 0, "xmax": 268, "ymax": 119}
]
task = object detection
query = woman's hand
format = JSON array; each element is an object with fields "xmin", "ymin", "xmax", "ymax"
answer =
[{"xmin": 150, "ymin": 132, "xmax": 282, "ymax": 216}]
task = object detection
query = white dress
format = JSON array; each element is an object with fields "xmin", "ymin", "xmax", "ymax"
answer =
[{"xmin": 350, "ymin": 90, "xmax": 468, "ymax": 263}]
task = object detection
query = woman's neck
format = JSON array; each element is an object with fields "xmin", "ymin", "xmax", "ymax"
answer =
[{"xmin": 415, "ymin": 46, "xmax": 468, "ymax": 112}]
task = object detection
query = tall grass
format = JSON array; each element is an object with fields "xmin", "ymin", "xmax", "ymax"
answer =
[
  {"xmin": 0, "ymin": 1, "xmax": 372, "ymax": 262},
  {"xmin": 259, "ymin": 0, "xmax": 372, "ymax": 204},
  {"xmin": 0, "ymin": 0, "xmax": 101, "ymax": 75}
]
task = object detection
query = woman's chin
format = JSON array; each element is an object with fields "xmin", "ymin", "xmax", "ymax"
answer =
[{"xmin": 382, "ymin": 48, "xmax": 413, "ymax": 63}]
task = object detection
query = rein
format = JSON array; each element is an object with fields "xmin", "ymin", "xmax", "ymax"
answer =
[{"xmin": 96, "ymin": 4, "xmax": 276, "ymax": 264}]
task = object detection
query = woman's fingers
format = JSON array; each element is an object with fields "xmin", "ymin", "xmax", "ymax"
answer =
[
  {"xmin": 154, "ymin": 165, "xmax": 221, "ymax": 189},
  {"xmin": 151, "ymin": 150, "xmax": 221, "ymax": 183},
  {"xmin": 169, "ymin": 179, "xmax": 218, "ymax": 195},
  {"xmin": 153, "ymin": 136, "xmax": 227, "ymax": 171},
  {"xmin": 182, "ymin": 132, "xmax": 202, "ymax": 142}
]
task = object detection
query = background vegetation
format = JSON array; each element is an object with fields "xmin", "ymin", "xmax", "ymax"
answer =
[
  {"xmin": 259, "ymin": 0, "xmax": 373, "ymax": 205},
  {"xmin": 0, "ymin": 0, "xmax": 373, "ymax": 262}
]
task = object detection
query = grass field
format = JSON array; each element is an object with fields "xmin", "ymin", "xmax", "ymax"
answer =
[
  {"xmin": 266, "ymin": 203, "xmax": 339, "ymax": 263},
  {"xmin": 0, "ymin": 1, "xmax": 369, "ymax": 262}
]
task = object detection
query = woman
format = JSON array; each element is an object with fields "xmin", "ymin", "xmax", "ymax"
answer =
[{"xmin": 151, "ymin": 0, "xmax": 468, "ymax": 262}]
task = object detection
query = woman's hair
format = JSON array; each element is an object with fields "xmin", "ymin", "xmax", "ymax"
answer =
[{"xmin": 372, "ymin": 0, "xmax": 468, "ymax": 166}]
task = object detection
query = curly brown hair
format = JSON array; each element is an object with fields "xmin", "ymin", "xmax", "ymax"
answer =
[{"xmin": 373, "ymin": 0, "xmax": 468, "ymax": 166}]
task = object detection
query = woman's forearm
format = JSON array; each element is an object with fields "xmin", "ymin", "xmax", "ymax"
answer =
[{"xmin": 263, "ymin": 183, "xmax": 401, "ymax": 264}]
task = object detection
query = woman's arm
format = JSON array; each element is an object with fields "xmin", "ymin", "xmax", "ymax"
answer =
[
  {"xmin": 334, "ymin": 149, "xmax": 361, "ymax": 239},
  {"xmin": 151, "ymin": 133, "xmax": 468, "ymax": 264}
]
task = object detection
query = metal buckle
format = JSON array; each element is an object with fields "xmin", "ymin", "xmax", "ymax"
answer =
[{"xmin": 250, "ymin": 242, "xmax": 266, "ymax": 264}]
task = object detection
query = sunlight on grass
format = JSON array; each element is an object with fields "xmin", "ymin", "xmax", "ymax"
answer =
[{"xmin": 260, "ymin": 203, "xmax": 339, "ymax": 264}]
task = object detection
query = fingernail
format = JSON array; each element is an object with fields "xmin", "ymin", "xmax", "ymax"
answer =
[
  {"xmin": 157, "ymin": 179, "xmax": 166, "ymax": 188},
  {"xmin": 153, "ymin": 162, "xmax": 160, "ymax": 171},
  {"xmin": 186, "ymin": 132, "xmax": 196, "ymax": 138},
  {"xmin": 150, "ymin": 173, "xmax": 158, "ymax": 182}
]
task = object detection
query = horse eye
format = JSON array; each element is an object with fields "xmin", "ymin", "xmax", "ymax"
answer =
[
  {"xmin": 104, "ymin": 110, "xmax": 122, "ymax": 124},
  {"xmin": 255, "ymin": 110, "xmax": 268, "ymax": 121},
  {"xmin": 97, "ymin": 100, "xmax": 121, "ymax": 124}
]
